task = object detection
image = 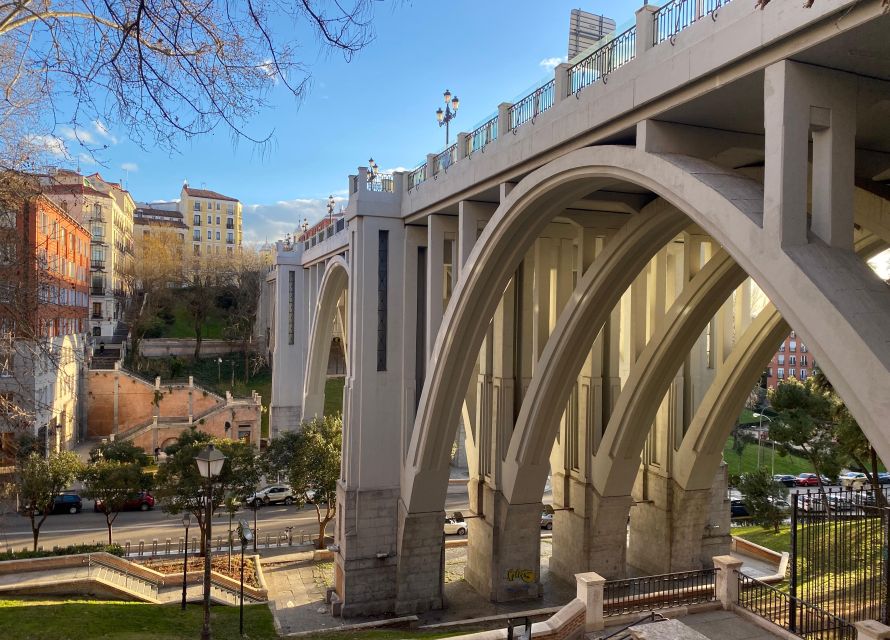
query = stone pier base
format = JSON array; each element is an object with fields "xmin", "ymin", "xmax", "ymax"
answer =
[
  {"xmin": 628, "ymin": 471, "xmax": 729, "ymax": 575},
  {"xmin": 464, "ymin": 481, "xmax": 543, "ymax": 602},
  {"xmin": 395, "ymin": 504, "xmax": 446, "ymax": 614},
  {"xmin": 549, "ymin": 476, "xmax": 633, "ymax": 582},
  {"xmin": 333, "ymin": 484, "xmax": 399, "ymax": 617}
]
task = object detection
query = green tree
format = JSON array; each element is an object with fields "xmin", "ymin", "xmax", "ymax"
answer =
[
  {"xmin": 738, "ymin": 468, "xmax": 789, "ymax": 533},
  {"xmin": 263, "ymin": 416, "xmax": 342, "ymax": 549},
  {"xmin": 154, "ymin": 432, "xmax": 259, "ymax": 556},
  {"xmin": 730, "ymin": 426, "xmax": 750, "ymax": 476},
  {"xmin": 89, "ymin": 440, "xmax": 151, "ymax": 466},
  {"xmin": 18, "ymin": 451, "xmax": 82, "ymax": 551},
  {"xmin": 768, "ymin": 378, "xmax": 841, "ymax": 507},
  {"xmin": 80, "ymin": 461, "xmax": 152, "ymax": 544}
]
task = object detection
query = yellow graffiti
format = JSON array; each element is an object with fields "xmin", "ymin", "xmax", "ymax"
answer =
[{"xmin": 506, "ymin": 569, "xmax": 535, "ymax": 583}]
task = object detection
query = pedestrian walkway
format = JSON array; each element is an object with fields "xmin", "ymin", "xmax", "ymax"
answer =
[{"xmin": 587, "ymin": 610, "xmax": 784, "ymax": 639}]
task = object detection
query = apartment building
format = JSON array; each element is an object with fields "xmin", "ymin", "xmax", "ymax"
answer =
[
  {"xmin": 764, "ymin": 330, "xmax": 816, "ymax": 388},
  {"xmin": 0, "ymin": 195, "xmax": 90, "ymax": 460},
  {"xmin": 42, "ymin": 171, "xmax": 135, "ymax": 338},
  {"xmin": 179, "ymin": 183, "xmax": 242, "ymax": 259}
]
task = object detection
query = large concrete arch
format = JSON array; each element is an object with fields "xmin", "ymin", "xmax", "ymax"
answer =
[
  {"xmin": 403, "ymin": 145, "xmax": 890, "ymax": 519},
  {"xmin": 302, "ymin": 256, "xmax": 349, "ymax": 420}
]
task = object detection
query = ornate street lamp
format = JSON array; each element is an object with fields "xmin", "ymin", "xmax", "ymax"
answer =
[
  {"xmin": 181, "ymin": 513, "xmax": 191, "ymax": 611},
  {"xmin": 195, "ymin": 444, "xmax": 226, "ymax": 640},
  {"xmin": 327, "ymin": 195, "xmax": 335, "ymax": 225},
  {"xmin": 237, "ymin": 520, "xmax": 254, "ymax": 637},
  {"xmin": 435, "ymin": 89, "xmax": 460, "ymax": 145},
  {"xmin": 367, "ymin": 158, "xmax": 379, "ymax": 183}
]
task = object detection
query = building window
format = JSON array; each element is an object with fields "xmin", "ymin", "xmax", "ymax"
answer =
[
  {"xmin": 377, "ymin": 230, "xmax": 388, "ymax": 371},
  {"xmin": 767, "ymin": 367, "xmax": 772, "ymax": 377},
  {"xmin": 777, "ymin": 367, "xmax": 785, "ymax": 379},
  {"xmin": 193, "ymin": 214, "xmax": 200, "ymax": 225},
  {"xmin": 778, "ymin": 342, "xmax": 785, "ymax": 352},
  {"xmin": 193, "ymin": 201, "xmax": 200, "ymax": 211},
  {"xmin": 227, "ymin": 205, "xmax": 234, "ymax": 214},
  {"xmin": 789, "ymin": 340, "xmax": 797, "ymax": 352},
  {"xmin": 215, "ymin": 231, "xmax": 220, "ymax": 241},
  {"xmin": 789, "ymin": 355, "xmax": 796, "ymax": 366},
  {"xmin": 789, "ymin": 368, "xmax": 796, "ymax": 379},
  {"xmin": 206, "ymin": 214, "xmax": 211, "ymax": 224},
  {"xmin": 777, "ymin": 355, "xmax": 785, "ymax": 365},
  {"xmin": 207, "ymin": 230, "xmax": 212, "ymax": 240},
  {"xmin": 193, "ymin": 245, "xmax": 200, "ymax": 256},
  {"xmin": 801, "ymin": 355, "xmax": 808, "ymax": 366},
  {"xmin": 801, "ymin": 343, "xmax": 808, "ymax": 353},
  {"xmin": 216, "ymin": 203, "xmax": 221, "ymax": 211},
  {"xmin": 288, "ymin": 270, "xmax": 295, "ymax": 345},
  {"xmin": 193, "ymin": 230, "xmax": 200, "ymax": 241},
  {"xmin": 800, "ymin": 369, "xmax": 808, "ymax": 380},
  {"xmin": 216, "ymin": 216, "xmax": 220, "ymax": 225}
]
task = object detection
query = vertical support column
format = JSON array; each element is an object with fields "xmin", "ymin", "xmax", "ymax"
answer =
[
  {"xmin": 335, "ymin": 214, "xmax": 408, "ymax": 617},
  {"xmin": 554, "ymin": 63, "xmax": 572, "ymax": 102},
  {"xmin": 497, "ymin": 103, "xmax": 512, "ymax": 139},
  {"xmin": 764, "ymin": 61, "xmax": 857, "ymax": 249},
  {"xmin": 713, "ymin": 555, "xmax": 743, "ymax": 609}
]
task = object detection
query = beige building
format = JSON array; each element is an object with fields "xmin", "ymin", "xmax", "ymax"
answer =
[
  {"xmin": 178, "ymin": 184, "xmax": 243, "ymax": 259},
  {"xmin": 43, "ymin": 170, "xmax": 135, "ymax": 339}
]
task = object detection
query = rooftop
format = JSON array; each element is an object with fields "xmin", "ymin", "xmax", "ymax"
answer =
[{"xmin": 182, "ymin": 186, "xmax": 238, "ymax": 202}]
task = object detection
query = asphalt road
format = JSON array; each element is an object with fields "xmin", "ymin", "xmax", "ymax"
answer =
[{"xmin": 0, "ymin": 483, "xmax": 476, "ymax": 551}]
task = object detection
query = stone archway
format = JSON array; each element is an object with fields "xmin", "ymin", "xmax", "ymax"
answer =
[{"xmin": 303, "ymin": 256, "xmax": 349, "ymax": 420}]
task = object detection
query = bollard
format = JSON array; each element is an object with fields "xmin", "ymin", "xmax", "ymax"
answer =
[
  {"xmin": 191, "ymin": 537, "xmax": 198, "ymax": 554},
  {"xmin": 179, "ymin": 537, "xmax": 184, "ymax": 554},
  {"xmin": 165, "ymin": 538, "xmax": 171, "ymax": 554},
  {"xmin": 152, "ymin": 539, "xmax": 158, "ymax": 555},
  {"xmin": 125, "ymin": 541, "xmax": 131, "ymax": 556},
  {"xmin": 265, "ymin": 534, "xmax": 271, "ymax": 548},
  {"xmin": 138, "ymin": 540, "xmax": 145, "ymax": 556}
]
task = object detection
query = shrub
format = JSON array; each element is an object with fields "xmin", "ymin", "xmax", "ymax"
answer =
[{"xmin": 0, "ymin": 543, "xmax": 124, "ymax": 561}]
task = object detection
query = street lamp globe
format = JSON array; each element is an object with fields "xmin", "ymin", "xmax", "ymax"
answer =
[
  {"xmin": 194, "ymin": 444, "xmax": 226, "ymax": 479},
  {"xmin": 182, "ymin": 513, "xmax": 191, "ymax": 527},
  {"xmin": 436, "ymin": 107, "xmax": 444, "ymax": 123},
  {"xmin": 451, "ymin": 95, "xmax": 460, "ymax": 111},
  {"xmin": 443, "ymin": 89, "xmax": 451, "ymax": 104}
]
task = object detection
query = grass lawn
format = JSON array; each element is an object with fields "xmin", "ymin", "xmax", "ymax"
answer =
[
  {"xmin": 324, "ymin": 377, "xmax": 345, "ymax": 416},
  {"xmin": 160, "ymin": 304, "xmax": 228, "ymax": 340},
  {"xmin": 0, "ymin": 597, "xmax": 463, "ymax": 640},
  {"xmin": 723, "ymin": 438, "xmax": 812, "ymax": 477},
  {"xmin": 732, "ymin": 524, "xmax": 792, "ymax": 554},
  {"xmin": 0, "ymin": 598, "xmax": 277, "ymax": 640}
]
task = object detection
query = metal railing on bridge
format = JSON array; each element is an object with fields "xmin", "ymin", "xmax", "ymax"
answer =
[
  {"xmin": 367, "ymin": 173, "xmax": 395, "ymax": 192},
  {"xmin": 603, "ymin": 568, "xmax": 717, "ymax": 617},
  {"xmin": 654, "ymin": 0, "xmax": 733, "ymax": 46},
  {"xmin": 401, "ymin": 0, "xmax": 737, "ymax": 190},
  {"xmin": 509, "ymin": 79, "xmax": 555, "ymax": 132}
]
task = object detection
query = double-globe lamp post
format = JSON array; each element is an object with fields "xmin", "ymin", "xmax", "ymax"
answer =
[
  {"xmin": 435, "ymin": 89, "xmax": 460, "ymax": 146},
  {"xmin": 181, "ymin": 513, "xmax": 191, "ymax": 610},
  {"xmin": 195, "ymin": 444, "xmax": 226, "ymax": 640}
]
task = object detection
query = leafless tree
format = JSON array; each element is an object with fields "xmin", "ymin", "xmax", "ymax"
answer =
[{"xmin": 0, "ymin": 0, "xmax": 376, "ymax": 157}]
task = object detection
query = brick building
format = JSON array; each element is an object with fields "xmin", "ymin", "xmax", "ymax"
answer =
[
  {"xmin": 0, "ymin": 195, "xmax": 90, "ymax": 460},
  {"xmin": 763, "ymin": 330, "xmax": 815, "ymax": 388}
]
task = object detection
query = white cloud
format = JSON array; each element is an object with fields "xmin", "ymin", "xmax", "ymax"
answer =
[
  {"xmin": 92, "ymin": 120, "xmax": 118, "ymax": 145},
  {"xmin": 243, "ymin": 196, "xmax": 348, "ymax": 245},
  {"xmin": 25, "ymin": 134, "xmax": 68, "ymax": 157},
  {"xmin": 121, "ymin": 162, "xmax": 139, "ymax": 172},
  {"xmin": 539, "ymin": 56, "xmax": 567, "ymax": 71},
  {"xmin": 77, "ymin": 153, "xmax": 97, "ymax": 166},
  {"xmin": 59, "ymin": 126, "xmax": 96, "ymax": 144},
  {"xmin": 382, "ymin": 166, "xmax": 408, "ymax": 174}
]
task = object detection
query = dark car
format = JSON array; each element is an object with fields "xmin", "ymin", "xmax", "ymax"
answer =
[
  {"xmin": 94, "ymin": 491, "xmax": 155, "ymax": 512},
  {"xmin": 30, "ymin": 493, "xmax": 82, "ymax": 515},
  {"xmin": 730, "ymin": 499, "xmax": 749, "ymax": 518},
  {"xmin": 773, "ymin": 474, "xmax": 796, "ymax": 487}
]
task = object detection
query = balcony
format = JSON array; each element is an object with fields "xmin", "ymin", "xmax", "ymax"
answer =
[
  {"xmin": 90, "ymin": 259, "xmax": 106, "ymax": 271},
  {"xmin": 91, "ymin": 312, "xmax": 102, "ymax": 319},
  {"xmin": 226, "ymin": 238, "xmax": 234, "ymax": 245},
  {"xmin": 112, "ymin": 288, "xmax": 125, "ymax": 297},
  {"xmin": 226, "ymin": 222, "xmax": 234, "ymax": 229},
  {"xmin": 193, "ymin": 219, "xmax": 201, "ymax": 226},
  {"xmin": 90, "ymin": 286, "xmax": 106, "ymax": 296}
]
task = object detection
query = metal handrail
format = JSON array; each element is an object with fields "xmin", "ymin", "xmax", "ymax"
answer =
[
  {"xmin": 568, "ymin": 26, "xmax": 636, "ymax": 95},
  {"xmin": 408, "ymin": 163, "xmax": 427, "ymax": 190},
  {"xmin": 368, "ymin": 173, "xmax": 395, "ymax": 192},
  {"xmin": 467, "ymin": 115, "xmax": 498, "ymax": 156},
  {"xmin": 653, "ymin": 0, "xmax": 732, "ymax": 46},
  {"xmin": 604, "ymin": 568, "xmax": 717, "ymax": 617},
  {"xmin": 434, "ymin": 144, "xmax": 458, "ymax": 175},
  {"xmin": 509, "ymin": 79, "xmax": 555, "ymax": 132}
]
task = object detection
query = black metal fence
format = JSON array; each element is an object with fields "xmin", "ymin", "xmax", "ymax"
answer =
[
  {"xmin": 791, "ymin": 486, "xmax": 890, "ymax": 625},
  {"xmin": 738, "ymin": 573, "xmax": 855, "ymax": 640},
  {"xmin": 568, "ymin": 26, "xmax": 636, "ymax": 95},
  {"xmin": 603, "ymin": 568, "xmax": 716, "ymax": 617}
]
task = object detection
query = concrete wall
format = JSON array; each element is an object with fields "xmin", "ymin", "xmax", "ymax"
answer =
[{"xmin": 138, "ymin": 339, "xmax": 255, "ymax": 358}]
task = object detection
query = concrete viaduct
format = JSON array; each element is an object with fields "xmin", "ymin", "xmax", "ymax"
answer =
[{"xmin": 260, "ymin": 0, "xmax": 890, "ymax": 617}]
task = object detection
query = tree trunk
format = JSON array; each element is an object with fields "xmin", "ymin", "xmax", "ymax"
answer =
[
  {"xmin": 194, "ymin": 325, "xmax": 203, "ymax": 360},
  {"xmin": 870, "ymin": 447, "xmax": 887, "ymax": 508},
  {"xmin": 31, "ymin": 527, "xmax": 38, "ymax": 552}
]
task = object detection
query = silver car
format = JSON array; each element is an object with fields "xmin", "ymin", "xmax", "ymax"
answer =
[{"xmin": 248, "ymin": 485, "xmax": 294, "ymax": 507}]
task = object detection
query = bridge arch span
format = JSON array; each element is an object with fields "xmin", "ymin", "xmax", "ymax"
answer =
[
  {"xmin": 403, "ymin": 145, "xmax": 890, "ymax": 521},
  {"xmin": 302, "ymin": 256, "xmax": 349, "ymax": 420}
]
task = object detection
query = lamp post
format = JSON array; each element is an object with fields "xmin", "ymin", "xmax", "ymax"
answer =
[
  {"xmin": 327, "ymin": 195, "xmax": 335, "ymax": 223},
  {"xmin": 195, "ymin": 444, "xmax": 227, "ymax": 640},
  {"xmin": 237, "ymin": 520, "xmax": 254, "ymax": 637},
  {"xmin": 435, "ymin": 89, "xmax": 460, "ymax": 146},
  {"xmin": 181, "ymin": 513, "xmax": 191, "ymax": 611},
  {"xmin": 217, "ymin": 357, "xmax": 222, "ymax": 383},
  {"xmin": 367, "ymin": 158, "xmax": 379, "ymax": 183},
  {"xmin": 753, "ymin": 412, "xmax": 774, "ymax": 474}
]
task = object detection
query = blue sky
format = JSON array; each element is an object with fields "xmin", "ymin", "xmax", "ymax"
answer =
[{"xmin": 54, "ymin": 1, "xmax": 632, "ymax": 244}]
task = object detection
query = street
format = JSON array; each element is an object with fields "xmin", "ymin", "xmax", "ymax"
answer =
[{"xmin": 0, "ymin": 483, "xmax": 477, "ymax": 551}]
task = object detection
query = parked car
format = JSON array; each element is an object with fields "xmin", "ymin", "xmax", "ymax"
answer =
[
  {"xmin": 879, "ymin": 473, "xmax": 890, "ymax": 485},
  {"xmin": 247, "ymin": 485, "xmax": 294, "ymax": 507},
  {"xmin": 94, "ymin": 491, "xmax": 155, "ymax": 512},
  {"xmin": 802, "ymin": 494, "xmax": 853, "ymax": 512},
  {"xmin": 794, "ymin": 473, "xmax": 821, "ymax": 487},
  {"xmin": 839, "ymin": 472, "xmax": 868, "ymax": 489},
  {"xmin": 730, "ymin": 499, "xmax": 749, "ymax": 518},
  {"xmin": 443, "ymin": 517, "xmax": 467, "ymax": 536},
  {"xmin": 773, "ymin": 474, "xmax": 796, "ymax": 487},
  {"xmin": 541, "ymin": 511, "xmax": 553, "ymax": 530},
  {"xmin": 30, "ymin": 493, "xmax": 83, "ymax": 515}
]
